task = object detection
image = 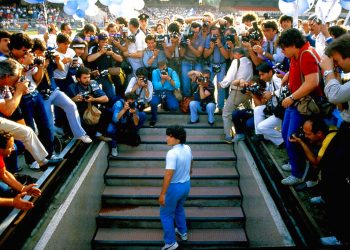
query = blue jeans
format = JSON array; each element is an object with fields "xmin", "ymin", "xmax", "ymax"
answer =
[
  {"xmin": 160, "ymin": 181, "xmax": 190, "ymax": 244},
  {"xmin": 107, "ymin": 111, "xmax": 146, "ymax": 148},
  {"xmin": 208, "ymin": 63, "xmax": 227, "ymax": 109},
  {"xmin": 189, "ymin": 101, "xmax": 215, "ymax": 123},
  {"xmin": 20, "ymin": 92, "xmax": 54, "ymax": 156},
  {"xmin": 181, "ymin": 60, "xmax": 202, "ymax": 97},
  {"xmin": 282, "ymin": 106, "xmax": 306, "ymax": 178},
  {"xmin": 97, "ymin": 76, "xmax": 118, "ymax": 105},
  {"xmin": 232, "ymin": 109, "xmax": 254, "ymax": 134},
  {"xmin": 150, "ymin": 91, "xmax": 179, "ymax": 122},
  {"xmin": 43, "ymin": 89, "xmax": 86, "ymax": 139}
]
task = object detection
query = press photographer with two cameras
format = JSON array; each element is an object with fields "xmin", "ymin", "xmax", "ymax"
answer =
[
  {"xmin": 203, "ymin": 25, "xmax": 229, "ymax": 111},
  {"xmin": 32, "ymin": 38, "xmax": 92, "ymax": 144},
  {"xmin": 240, "ymin": 22, "xmax": 264, "ymax": 67},
  {"xmin": 149, "ymin": 61, "xmax": 180, "ymax": 127},
  {"xmin": 67, "ymin": 67, "xmax": 112, "ymax": 142},
  {"xmin": 87, "ymin": 32, "xmax": 124, "ymax": 105},
  {"xmin": 165, "ymin": 22, "xmax": 182, "ymax": 74},
  {"xmin": 107, "ymin": 92, "xmax": 147, "ymax": 157},
  {"xmin": 188, "ymin": 70, "xmax": 216, "ymax": 126},
  {"xmin": 125, "ymin": 67, "xmax": 153, "ymax": 111},
  {"xmin": 180, "ymin": 22, "xmax": 205, "ymax": 98}
]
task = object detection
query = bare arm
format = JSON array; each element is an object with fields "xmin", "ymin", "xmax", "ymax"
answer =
[{"xmin": 159, "ymin": 169, "xmax": 174, "ymax": 206}]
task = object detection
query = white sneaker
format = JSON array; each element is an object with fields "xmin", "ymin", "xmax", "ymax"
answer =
[
  {"xmin": 310, "ymin": 196, "xmax": 325, "ymax": 204},
  {"xmin": 111, "ymin": 147, "xmax": 118, "ymax": 157},
  {"xmin": 78, "ymin": 135, "xmax": 92, "ymax": 143},
  {"xmin": 281, "ymin": 175, "xmax": 303, "ymax": 186},
  {"xmin": 29, "ymin": 161, "xmax": 40, "ymax": 171},
  {"xmin": 161, "ymin": 242, "xmax": 178, "ymax": 250},
  {"xmin": 175, "ymin": 227, "xmax": 188, "ymax": 241},
  {"xmin": 281, "ymin": 163, "xmax": 291, "ymax": 172},
  {"xmin": 305, "ymin": 180, "xmax": 318, "ymax": 188},
  {"xmin": 320, "ymin": 236, "xmax": 342, "ymax": 246}
]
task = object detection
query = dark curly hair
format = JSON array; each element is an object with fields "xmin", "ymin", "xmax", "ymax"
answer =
[
  {"xmin": 166, "ymin": 125, "xmax": 186, "ymax": 144},
  {"xmin": 0, "ymin": 130, "xmax": 12, "ymax": 149},
  {"xmin": 277, "ymin": 28, "xmax": 306, "ymax": 49}
]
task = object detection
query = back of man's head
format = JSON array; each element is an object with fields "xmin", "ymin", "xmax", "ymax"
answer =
[{"xmin": 278, "ymin": 28, "xmax": 306, "ymax": 49}]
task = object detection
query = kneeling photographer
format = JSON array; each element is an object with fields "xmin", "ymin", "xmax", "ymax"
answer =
[
  {"xmin": 87, "ymin": 32, "xmax": 124, "ymax": 105},
  {"xmin": 188, "ymin": 70, "xmax": 216, "ymax": 126},
  {"xmin": 107, "ymin": 92, "xmax": 146, "ymax": 157},
  {"xmin": 67, "ymin": 67, "xmax": 112, "ymax": 142}
]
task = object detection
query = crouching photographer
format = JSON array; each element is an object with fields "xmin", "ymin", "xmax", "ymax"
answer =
[
  {"xmin": 67, "ymin": 67, "xmax": 112, "ymax": 142},
  {"xmin": 107, "ymin": 92, "xmax": 146, "ymax": 157},
  {"xmin": 188, "ymin": 70, "xmax": 216, "ymax": 126}
]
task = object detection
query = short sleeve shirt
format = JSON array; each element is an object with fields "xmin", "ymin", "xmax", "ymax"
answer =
[{"xmin": 165, "ymin": 144, "xmax": 192, "ymax": 183}]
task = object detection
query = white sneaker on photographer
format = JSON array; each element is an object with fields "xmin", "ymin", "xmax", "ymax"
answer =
[
  {"xmin": 78, "ymin": 135, "xmax": 92, "ymax": 143},
  {"xmin": 111, "ymin": 147, "xmax": 118, "ymax": 157},
  {"xmin": 29, "ymin": 161, "xmax": 40, "ymax": 171}
]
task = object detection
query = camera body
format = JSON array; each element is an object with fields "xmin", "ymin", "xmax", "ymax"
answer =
[
  {"xmin": 104, "ymin": 44, "xmax": 113, "ymax": 51},
  {"xmin": 126, "ymin": 35, "xmax": 136, "ymax": 43},
  {"xmin": 273, "ymin": 62, "xmax": 288, "ymax": 75},
  {"xmin": 197, "ymin": 76, "xmax": 209, "ymax": 88},
  {"xmin": 161, "ymin": 69, "xmax": 168, "ymax": 75},
  {"xmin": 94, "ymin": 69, "xmax": 109, "ymax": 80},
  {"xmin": 40, "ymin": 89, "xmax": 52, "ymax": 100},
  {"xmin": 170, "ymin": 32, "xmax": 180, "ymax": 39},
  {"xmin": 210, "ymin": 34, "xmax": 219, "ymax": 42},
  {"xmin": 242, "ymin": 21, "xmax": 262, "ymax": 43},
  {"xmin": 155, "ymin": 34, "xmax": 168, "ymax": 50},
  {"xmin": 292, "ymin": 130, "xmax": 305, "ymax": 141},
  {"xmin": 241, "ymin": 82, "xmax": 263, "ymax": 95},
  {"xmin": 128, "ymin": 101, "xmax": 145, "ymax": 112},
  {"xmin": 81, "ymin": 91, "xmax": 90, "ymax": 99},
  {"xmin": 180, "ymin": 30, "xmax": 194, "ymax": 48},
  {"xmin": 33, "ymin": 57, "xmax": 44, "ymax": 66}
]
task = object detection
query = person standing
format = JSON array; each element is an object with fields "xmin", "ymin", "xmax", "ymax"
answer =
[{"xmin": 159, "ymin": 125, "xmax": 192, "ymax": 250}]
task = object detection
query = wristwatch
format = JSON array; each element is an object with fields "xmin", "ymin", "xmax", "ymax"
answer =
[
  {"xmin": 289, "ymin": 94, "xmax": 296, "ymax": 101},
  {"xmin": 323, "ymin": 70, "xmax": 333, "ymax": 77}
]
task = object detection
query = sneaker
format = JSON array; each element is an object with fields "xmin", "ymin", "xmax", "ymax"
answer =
[
  {"xmin": 78, "ymin": 135, "xmax": 92, "ymax": 143},
  {"xmin": 187, "ymin": 119, "xmax": 199, "ymax": 124},
  {"xmin": 281, "ymin": 175, "xmax": 303, "ymax": 186},
  {"xmin": 305, "ymin": 180, "xmax": 318, "ymax": 188},
  {"xmin": 232, "ymin": 134, "xmax": 245, "ymax": 142},
  {"xmin": 96, "ymin": 135, "xmax": 112, "ymax": 142},
  {"xmin": 175, "ymin": 227, "xmax": 188, "ymax": 241},
  {"xmin": 111, "ymin": 147, "xmax": 118, "ymax": 157},
  {"xmin": 29, "ymin": 161, "xmax": 40, "ymax": 171},
  {"xmin": 39, "ymin": 157, "xmax": 64, "ymax": 172},
  {"xmin": 320, "ymin": 236, "xmax": 341, "ymax": 246},
  {"xmin": 281, "ymin": 163, "xmax": 291, "ymax": 172},
  {"xmin": 149, "ymin": 120, "xmax": 156, "ymax": 127},
  {"xmin": 310, "ymin": 196, "xmax": 325, "ymax": 204},
  {"xmin": 208, "ymin": 121, "xmax": 215, "ymax": 127},
  {"xmin": 224, "ymin": 136, "xmax": 233, "ymax": 144},
  {"xmin": 161, "ymin": 242, "xmax": 178, "ymax": 250}
]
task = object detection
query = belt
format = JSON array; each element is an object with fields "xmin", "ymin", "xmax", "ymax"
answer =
[{"xmin": 54, "ymin": 78, "xmax": 66, "ymax": 81}]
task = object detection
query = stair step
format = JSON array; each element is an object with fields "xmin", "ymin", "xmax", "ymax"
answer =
[
  {"xmin": 102, "ymin": 186, "xmax": 241, "ymax": 207},
  {"xmin": 118, "ymin": 143, "xmax": 232, "ymax": 151},
  {"xmin": 108, "ymin": 160, "xmax": 235, "ymax": 168},
  {"xmin": 97, "ymin": 206, "xmax": 245, "ymax": 229},
  {"xmin": 139, "ymin": 127, "xmax": 224, "ymax": 135},
  {"xmin": 140, "ymin": 134, "xmax": 225, "ymax": 143},
  {"xmin": 105, "ymin": 167, "xmax": 239, "ymax": 186},
  {"xmin": 92, "ymin": 228, "xmax": 248, "ymax": 249},
  {"xmin": 109, "ymin": 150, "xmax": 236, "ymax": 161}
]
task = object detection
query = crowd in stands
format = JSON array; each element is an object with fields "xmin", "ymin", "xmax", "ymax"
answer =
[{"xmin": 0, "ymin": 3, "xmax": 349, "ymax": 248}]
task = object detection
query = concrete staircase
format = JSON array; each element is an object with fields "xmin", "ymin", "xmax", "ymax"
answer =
[{"xmin": 92, "ymin": 113, "xmax": 248, "ymax": 249}]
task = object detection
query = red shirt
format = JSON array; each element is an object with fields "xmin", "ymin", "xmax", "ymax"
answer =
[
  {"xmin": 289, "ymin": 42, "xmax": 323, "ymax": 96},
  {"xmin": 0, "ymin": 155, "xmax": 4, "ymax": 169}
]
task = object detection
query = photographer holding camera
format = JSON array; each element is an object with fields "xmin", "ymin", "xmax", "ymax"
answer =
[
  {"xmin": 32, "ymin": 38, "xmax": 92, "ymax": 145},
  {"xmin": 107, "ymin": 92, "xmax": 146, "ymax": 157},
  {"xmin": 125, "ymin": 67, "xmax": 153, "ymax": 110},
  {"xmin": 150, "ymin": 61, "xmax": 180, "ymax": 127},
  {"xmin": 203, "ymin": 25, "xmax": 229, "ymax": 112},
  {"xmin": 143, "ymin": 34, "xmax": 168, "ymax": 76},
  {"xmin": 187, "ymin": 70, "xmax": 215, "ymax": 126},
  {"xmin": 67, "ymin": 67, "xmax": 111, "ymax": 142},
  {"xmin": 180, "ymin": 22, "xmax": 205, "ymax": 98},
  {"xmin": 87, "ymin": 32, "xmax": 123, "ymax": 105},
  {"xmin": 166, "ymin": 22, "xmax": 182, "ymax": 75}
]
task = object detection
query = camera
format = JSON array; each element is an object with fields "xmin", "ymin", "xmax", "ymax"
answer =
[
  {"xmin": 104, "ymin": 44, "xmax": 113, "ymax": 51},
  {"xmin": 203, "ymin": 21, "xmax": 210, "ymax": 27},
  {"xmin": 19, "ymin": 75, "xmax": 26, "ymax": 82},
  {"xmin": 197, "ymin": 76, "xmax": 209, "ymax": 87},
  {"xmin": 122, "ymin": 27, "xmax": 129, "ymax": 33},
  {"xmin": 210, "ymin": 34, "xmax": 219, "ymax": 42},
  {"xmin": 161, "ymin": 69, "xmax": 167, "ymax": 75},
  {"xmin": 94, "ymin": 69, "xmax": 109, "ymax": 80},
  {"xmin": 40, "ymin": 89, "xmax": 52, "ymax": 100},
  {"xmin": 86, "ymin": 35, "xmax": 96, "ymax": 42},
  {"xmin": 128, "ymin": 101, "xmax": 136, "ymax": 109},
  {"xmin": 81, "ymin": 91, "xmax": 90, "ymax": 99},
  {"xmin": 126, "ymin": 35, "xmax": 136, "ymax": 43},
  {"xmin": 241, "ymin": 82, "xmax": 264, "ymax": 95},
  {"xmin": 138, "ymin": 76, "xmax": 148, "ymax": 83},
  {"xmin": 273, "ymin": 62, "xmax": 288, "ymax": 75},
  {"xmin": 241, "ymin": 21, "xmax": 262, "ymax": 43},
  {"xmin": 292, "ymin": 130, "xmax": 305, "ymax": 141},
  {"xmin": 170, "ymin": 32, "xmax": 180, "ymax": 39},
  {"xmin": 225, "ymin": 34, "xmax": 235, "ymax": 43},
  {"xmin": 180, "ymin": 28, "xmax": 194, "ymax": 48},
  {"xmin": 155, "ymin": 34, "xmax": 168, "ymax": 50},
  {"xmin": 33, "ymin": 57, "xmax": 44, "ymax": 65}
]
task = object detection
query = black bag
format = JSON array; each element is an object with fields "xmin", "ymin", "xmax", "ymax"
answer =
[
  {"xmin": 116, "ymin": 121, "xmax": 141, "ymax": 146},
  {"xmin": 121, "ymin": 60, "xmax": 133, "ymax": 75}
]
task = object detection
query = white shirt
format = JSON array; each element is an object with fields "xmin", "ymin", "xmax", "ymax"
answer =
[
  {"xmin": 166, "ymin": 144, "xmax": 192, "ymax": 183},
  {"xmin": 127, "ymin": 29, "xmax": 146, "ymax": 73},
  {"xmin": 125, "ymin": 77, "xmax": 153, "ymax": 103},
  {"xmin": 220, "ymin": 57, "xmax": 253, "ymax": 89},
  {"xmin": 53, "ymin": 48, "xmax": 75, "ymax": 79}
]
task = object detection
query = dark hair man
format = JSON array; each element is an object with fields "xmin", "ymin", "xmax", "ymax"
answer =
[
  {"xmin": 159, "ymin": 125, "xmax": 192, "ymax": 250},
  {"xmin": 0, "ymin": 30, "xmax": 11, "ymax": 60}
]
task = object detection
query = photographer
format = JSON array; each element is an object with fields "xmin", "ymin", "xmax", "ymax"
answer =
[
  {"xmin": 67, "ymin": 67, "xmax": 111, "ymax": 142},
  {"xmin": 180, "ymin": 22, "xmax": 205, "ymax": 97},
  {"xmin": 32, "ymin": 38, "xmax": 92, "ymax": 144},
  {"xmin": 87, "ymin": 32, "xmax": 123, "ymax": 105},
  {"xmin": 319, "ymin": 34, "xmax": 350, "ymax": 246},
  {"xmin": 188, "ymin": 70, "xmax": 216, "ymax": 126},
  {"xmin": 220, "ymin": 47, "xmax": 253, "ymax": 143},
  {"xmin": 166, "ymin": 22, "xmax": 182, "ymax": 75},
  {"xmin": 150, "ymin": 61, "xmax": 180, "ymax": 127},
  {"xmin": 0, "ymin": 30, "xmax": 10, "ymax": 61},
  {"xmin": 123, "ymin": 18, "xmax": 146, "ymax": 76},
  {"xmin": 143, "ymin": 34, "xmax": 167, "ymax": 76},
  {"xmin": 73, "ymin": 23, "xmax": 97, "ymax": 61},
  {"xmin": 241, "ymin": 24, "xmax": 264, "ymax": 67},
  {"xmin": 125, "ymin": 67, "xmax": 153, "ymax": 111},
  {"xmin": 107, "ymin": 92, "xmax": 146, "ymax": 157},
  {"xmin": 203, "ymin": 25, "xmax": 229, "ymax": 111}
]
